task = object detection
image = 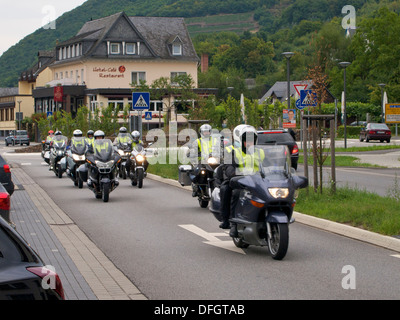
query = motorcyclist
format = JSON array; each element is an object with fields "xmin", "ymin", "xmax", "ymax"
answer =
[
  {"xmin": 45, "ymin": 130, "xmax": 55, "ymax": 143},
  {"xmin": 49, "ymin": 131, "xmax": 65, "ymax": 171},
  {"xmin": 113, "ymin": 127, "xmax": 132, "ymax": 146},
  {"xmin": 188, "ymin": 124, "xmax": 218, "ymax": 197},
  {"xmin": 85, "ymin": 130, "xmax": 95, "ymax": 149},
  {"xmin": 219, "ymin": 125, "xmax": 264, "ymax": 237},
  {"xmin": 130, "ymin": 130, "xmax": 148, "ymax": 173}
]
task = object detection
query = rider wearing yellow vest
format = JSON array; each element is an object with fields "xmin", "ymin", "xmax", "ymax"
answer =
[
  {"xmin": 85, "ymin": 130, "xmax": 95, "ymax": 149},
  {"xmin": 219, "ymin": 125, "xmax": 262, "ymax": 237}
]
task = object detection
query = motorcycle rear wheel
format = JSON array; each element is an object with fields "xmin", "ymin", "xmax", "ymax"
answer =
[
  {"xmin": 232, "ymin": 237, "xmax": 249, "ymax": 248},
  {"xmin": 267, "ymin": 223, "xmax": 289, "ymax": 260},
  {"xmin": 198, "ymin": 199, "xmax": 209, "ymax": 208}
]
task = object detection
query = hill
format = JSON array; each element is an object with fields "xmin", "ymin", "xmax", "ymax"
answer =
[{"xmin": 0, "ymin": 0, "xmax": 392, "ymax": 87}]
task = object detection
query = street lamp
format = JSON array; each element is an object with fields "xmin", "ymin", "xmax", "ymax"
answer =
[
  {"xmin": 17, "ymin": 100, "xmax": 22, "ymax": 130},
  {"xmin": 339, "ymin": 61, "xmax": 351, "ymax": 149},
  {"xmin": 282, "ymin": 52, "xmax": 294, "ymax": 108},
  {"xmin": 378, "ymin": 83, "xmax": 386, "ymax": 123}
]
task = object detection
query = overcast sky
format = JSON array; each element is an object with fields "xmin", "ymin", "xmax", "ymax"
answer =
[{"xmin": 0, "ymin": 0, "xmax": 87, "ymax": 56}]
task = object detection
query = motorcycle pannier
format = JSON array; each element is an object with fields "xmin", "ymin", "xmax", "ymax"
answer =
[
  {"xmin": 178, "ymin": 165, "xmax": 193, "ymax": 186},
  {"xmin": 77, "ymin": 164, "xmax": 88, "ymax": 182}
]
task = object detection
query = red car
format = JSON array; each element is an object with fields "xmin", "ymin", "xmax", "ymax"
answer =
[{"xmin": 359, "ymin": 123, "xmax": 391, "ymax": 143}]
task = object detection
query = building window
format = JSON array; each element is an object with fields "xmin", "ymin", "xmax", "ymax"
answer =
[
  {"xmin": 110, "ymin": 43, "xmax": 120, "ymax": 54},
  {"xmin": 170, "ymin": 72, "xmax": 186, "ymax": 85},
  {"xmin": 126, "ymin": 43, "xmax": 136, "ymax": 54},
  {"xmin": 131, "ymin": 72, "xmax": 146, "ymax": 85},
  {"xmin": 108, "ymin": 98, "xmax": 124, "ymax": 112},
  {"xmin": 172, "ymin": 43, "xmax": 182, "ymax": 55}
]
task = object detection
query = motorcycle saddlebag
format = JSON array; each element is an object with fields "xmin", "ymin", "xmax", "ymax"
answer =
[
  {"xmin": 44, "ymin": 151, "xmax": 50, "ymax": 164},
  {"xmin": 178, "ymin": 165, "xmax": 193, "ymax": 186},
  {"xmin": 60, "ymin": 157, "xmax": 67, "ymax": 172},
  {"xmin": 77, "ymin": 164, "xmax": 88, "ymax": 182}
]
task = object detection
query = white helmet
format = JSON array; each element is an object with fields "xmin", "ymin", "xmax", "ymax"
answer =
[
  {"xmin": 73, "ymin": 129, "xmax": 83, "ymax": 137},
  {"xmin": 232, "ymin": 124, "xmax": 258, "ymax": 153},
  {"xmin": 94, "ymin": 130, "xmax": 105, "ymax": 139},
  {"xmin": 131, "ymin": 131, "xmax": 140, "ymax": 140},
  {"xmin": 199, "ymin": 124, "xmax": 212, "ymax": 138},
  {"xmin": 119, "ymin": 127, "xmax": 127, "ymax": 133}
]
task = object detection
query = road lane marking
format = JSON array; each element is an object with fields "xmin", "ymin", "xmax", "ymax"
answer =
[
  {"xmin": 390, "ymin": 254, "xmax": 400, "ymax": 259},
  {"xmin": 179, "ymin": 224, "xmax": 245, "ymax": 254},
  {"xmin": 21, "ymin": 163, "xmax": 31, "ymax": 166}
]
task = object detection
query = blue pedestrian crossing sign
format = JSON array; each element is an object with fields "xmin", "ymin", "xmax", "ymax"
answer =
[
  {"xmin": 132, "ymin": 92, "xmax": 150, "ymax": 110},
  {"xmin": 144, "ymin": 111, "xmax": 152, "ymax": 121},
  {"xmin": 299, "ymin": 90, "xmax": 317, "ymax": 108}
]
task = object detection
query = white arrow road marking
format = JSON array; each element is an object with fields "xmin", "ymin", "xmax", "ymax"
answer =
[
  {"xmin": 179, "ymin": 224, "xmax": 245, "ymax": 254},
  {"xmin": 390, "ymin": 254, "xmax": 400, "ymax": 259},
  {"xmin": 21, "ymin": 163, "xmax": 31, "ymax": 166}
]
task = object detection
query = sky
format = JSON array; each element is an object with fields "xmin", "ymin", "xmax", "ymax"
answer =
[{"xmin": 0, "ymin": 0, "xmax": 88, "ymax": 56}]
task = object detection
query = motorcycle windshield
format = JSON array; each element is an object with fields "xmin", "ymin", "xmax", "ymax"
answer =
[
  {"xmin": 93, "ymin": 139, "xmax": 114, "ymax": 162},
  {"xmin": 53, "ymin": 136, "xmax": 68, "ymax": 150},
  {"xmin": 71, "ymin": 137, "xmax": 86, "ymax": 155},
  {"xmin": 133, "ymin": 144, "xmax": 144, "ymax": 153},
  {"xmin": 116, "ymin": 133, "xmax": 133, "ymax": 150},
  {"xmin": 255, "ymin": 145, "xmax": 291, "ymax": 180}
]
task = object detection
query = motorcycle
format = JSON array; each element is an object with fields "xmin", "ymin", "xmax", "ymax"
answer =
[
  {"xmin": 65, "ymin": 137, "xmax": 86, "ymax": 188},
  {"xmin": 41, "ymin": 139, "xmax": 51, "ymax": 161},
  {"xmin": 115, "ymin": 141, "xmax": 132, "ymax": 180},
  {"xmin": 80, "ymin": 139, "xmax": 121, "ymax": 202},
  {"xmin": 209, "ymin": 145, "xmax": 308, "ymax": 260},
  {"xmin": 49, "ymin": 135, "xmax": 68, "ymax": 178},
  {"xmin": 129, "ymin": 144, "xmax": 147, "ymax": 188}
]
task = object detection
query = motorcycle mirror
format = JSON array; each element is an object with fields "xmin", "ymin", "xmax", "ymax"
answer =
[{"xmin": 293, "ymin": 175, "xmax": 308, "ymax": 189}]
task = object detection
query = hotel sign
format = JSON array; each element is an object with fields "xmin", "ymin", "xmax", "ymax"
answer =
[{"xmin": 93, "ymin": 65, "xmax": 126, "ymax": 78}]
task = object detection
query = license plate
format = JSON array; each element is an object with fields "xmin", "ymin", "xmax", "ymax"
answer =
[{"xmin": 377, "ymin": 131, "xmax": 384, "ymax": 134}]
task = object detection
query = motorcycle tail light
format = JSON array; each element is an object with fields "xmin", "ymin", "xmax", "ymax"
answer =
[{"xmin": 3, "ymin": 164, "xmax": 10, "ymax": 173}]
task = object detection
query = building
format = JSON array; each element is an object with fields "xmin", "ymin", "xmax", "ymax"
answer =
[
  {"xmin": 259, "ymin": 80, "xmax": 335, "ymax": 105},
  {"xmin": 31, "ymin": 11, "xmax": 209, "ymax": 125}
]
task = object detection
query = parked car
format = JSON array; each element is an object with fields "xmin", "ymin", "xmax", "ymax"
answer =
[
  {"xmin": 257, "ymin": 129, "xmax": 299, "ymax": 170},
  {"xmin": 359, "ymin": 123, "xmax": 391, "ymax": 143},
  {"xmin": 0, "ymin": 155, "xmax": 14, "ymax": 196},
  {"xmin": 0, "ymin": 216, "xmax": 65, "ymax": 300},
  {"xmin": 350, "ymin": 121, "xmax": 367, "ymax": 126},
  {"xmin": 5, "ymin": 130, "xmax": 30, "ymax": 146},
  {"xmin": 0, "ymin": 183, "xmax": 12, "ymax": 228}
]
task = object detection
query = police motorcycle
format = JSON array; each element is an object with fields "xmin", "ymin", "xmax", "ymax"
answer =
[
  {"xmin": 114, "ymin": 132, "xmax": 133, "ymax": 180},
  {"xmin": 49, "ymin": 132, "xmax": 68, "ymax": 178},
  {"xmin": 209, "ymin": 144, "xmax": 308, "ymax": 260},
  {"xmin": 79, "ymin": 131, "xmax": 121, "ymax": 202},
  {"xmin": 179, "ymin": 131, "xmax": 225, "ymax": 208},
  {"xmin": 129, "ymin": 144, "xmax": 147, "ymax": 188},
  {"xmin": 42, "ymin": 130, "xmax": 54, "ymax": 164},
  {"xmin": 65, "ymin": 130, "xmax": 86, "ymax": 188}
]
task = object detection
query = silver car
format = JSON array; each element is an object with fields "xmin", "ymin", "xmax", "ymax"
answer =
[{"xmin": 5, "ymin": 130, "xmax": 30, "ymax": 146}]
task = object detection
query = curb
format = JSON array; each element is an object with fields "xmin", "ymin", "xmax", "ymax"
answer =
[{"xmin": 147, "ymin": 173, "xmax": 400, "ymax": 253}]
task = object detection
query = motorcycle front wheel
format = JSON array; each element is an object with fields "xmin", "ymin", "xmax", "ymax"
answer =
[
  {"xmin": 57, "ymin": 164, "xmax": 63, "ymax": 178},
  {"xmin": 102, "ymin": 183, "xmax": 110, "ymax": 202},
  {"xmin": 137, "ymin": 168, "xmax": 144, "ymax": 188},
  {"xmin": 267, "ymin": 223, "xmax": 289, "ymax": 260}
]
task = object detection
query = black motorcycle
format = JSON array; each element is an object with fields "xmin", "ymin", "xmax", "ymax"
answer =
[
  {"xmin": 209, "ymin": 145, "xmax": 308, "ymax": 260},
  {"xmin": 65, "ymin": 137, "xmax": 86, "ymax": 188},
  {"xmin": 49, "ymin": 135, "xmax": 68, "ymax": 178},
  {"xmin": 115, "ymin": 141, "xmax": 132, "ymax": 180},
  {"xmin": 80, "ymin": 139, "xmax": 121, "ymax": 202},
  {"xmin": 129, "ymin": 144, "xmax": 147, "ymax": 188}
]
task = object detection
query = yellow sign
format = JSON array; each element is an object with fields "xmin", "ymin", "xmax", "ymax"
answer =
[{"xmin": 385, "ymin": 104, "xmax": 400, "ymax": 123}]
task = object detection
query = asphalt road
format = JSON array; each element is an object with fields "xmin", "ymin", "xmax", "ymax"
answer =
[{"xmin": 4, "ymin": 148, "xmax": 400, "ymax": 300}]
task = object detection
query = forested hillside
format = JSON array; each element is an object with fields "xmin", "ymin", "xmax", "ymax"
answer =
[{"xmin": 1, "ymin": 0, "xmax": 400, "ymax": 105}]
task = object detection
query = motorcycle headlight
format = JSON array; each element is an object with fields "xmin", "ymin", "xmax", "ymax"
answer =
[
  {"xmin": 207, "ymin": 157, "xmax": 218, "ymax": 166},
  {"xmin": 136, "ymin": 154, "xmax": 145, "ymax": 162},
  {"xmin": 268, "ymin": 188, "xmax": 289, "ymax": 199},
  {"xmin": 72, "ymin": 154, "xmax": 85, "ymax": 161},
  {"xmin": 95, "ymin": 160, "xmax": 114, "ymax": 168},
  {"xmin": 118, "ymin": 149, "xmax": 129, "ymax": 156}
]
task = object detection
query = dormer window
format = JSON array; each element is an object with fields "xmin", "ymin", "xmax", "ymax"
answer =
[
  {"xmin": 110, "ymin": 43, "xmax": 120, "ymax": 54},
  {"xmin": 126, "ymin": 43, "xmax": 136, "ymax": 55},
  {"xmin": 172, "ymin": 43, "xmax": 182, "ymax": 56}
]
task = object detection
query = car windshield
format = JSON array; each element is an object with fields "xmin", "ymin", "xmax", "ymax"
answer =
[
  {"xmin": 370, "ymin": 124, "xmax": 389, "ymax": 130},
  {"xmin": 93, "ymin": 139, "xmax": 114, "ymax": 162},
  {"xmin": 257, "ymin": 132, "xmax": 293, "ymax": 144},
  {"xmin": 16, "ymin": 131, "xmax": 27, "ymax": 136},
  {"xmin": 235, "ymin": 145, "xmax": 291, "ymax": 179}
]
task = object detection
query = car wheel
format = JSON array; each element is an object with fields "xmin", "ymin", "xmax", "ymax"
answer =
[
  {"xmin": 366, "ymin": 136, "xmax": 369, "ymax": 142},
  {"xmin": 359, "ymin": 136, "xmax": 364, "ymax": 142},
  {"xmin": 387, "ymin": 139, "xmax": 391, "ymax": 143}
]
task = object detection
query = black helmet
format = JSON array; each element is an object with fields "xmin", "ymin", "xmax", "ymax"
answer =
[{"xmin": 87, "ymin": 130, "xmax": 94, "ymax": 137}]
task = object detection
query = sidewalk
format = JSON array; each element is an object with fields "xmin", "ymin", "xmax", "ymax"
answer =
[{"xmin": 10, "ymin": 164, "xmax": 146, "ymax": 300}]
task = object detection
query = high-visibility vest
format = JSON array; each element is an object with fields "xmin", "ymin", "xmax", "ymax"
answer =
[
  {"xmin": 85, "ymin": 137, "xmax": 94, "ymax": 146},
  {"xmin": 225, "ymin": 145, "xmax": 265, "ymax": 175}
]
